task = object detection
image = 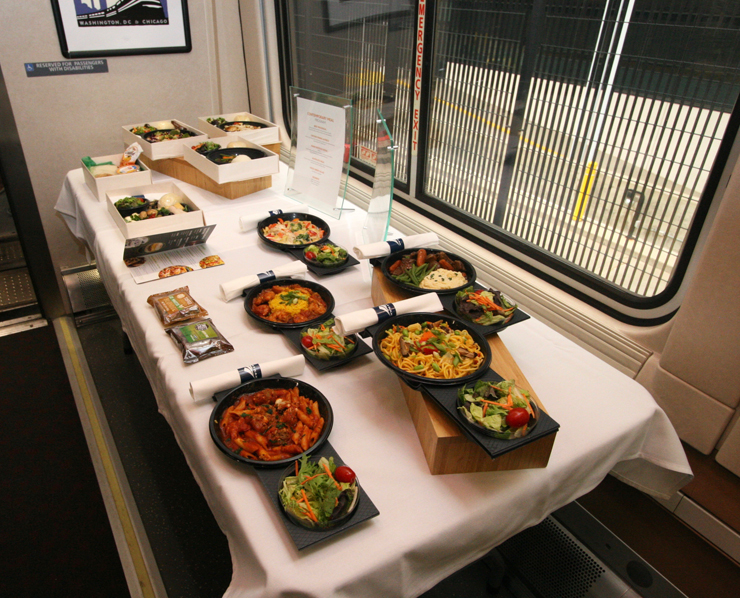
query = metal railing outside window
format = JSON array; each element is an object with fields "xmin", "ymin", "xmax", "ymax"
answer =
[{"xmin": 276, "ymin": 0, "xmax": 740, "ymax": 311}]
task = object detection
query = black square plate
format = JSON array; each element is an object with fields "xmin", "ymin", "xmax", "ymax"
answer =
[
  {"xmin": 255, "ymin": 441, "xmax": 380, "ymax": 550},
  {"xmin": 419, "ymin": 369, "xmax": 559, "ymax": 461}
]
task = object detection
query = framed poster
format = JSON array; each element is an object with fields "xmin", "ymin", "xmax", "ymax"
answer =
[{"xmin": 51, "ymin": 1, "xmax": 191, "ymax": 58}]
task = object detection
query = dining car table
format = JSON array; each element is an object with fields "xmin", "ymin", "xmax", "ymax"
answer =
[{"xmin": 55, "ymin": 164, "xmax": 693, "ymax": 598}]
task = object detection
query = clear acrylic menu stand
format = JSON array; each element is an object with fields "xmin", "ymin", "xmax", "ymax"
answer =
[
  {"xmin": 362, "ymin": 111, "xmax": 395, "ymax": 243},
  {"xmin": 284, "ymin": 86, "xmax": 353, "ymax": 219}
]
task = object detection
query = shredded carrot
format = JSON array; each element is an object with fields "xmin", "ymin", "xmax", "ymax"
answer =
[
  {"xmin": 301, "ymin": 473, "xmax": 327, "ymax": 484},
  {"xmin": 482, "ymin": 404, "xmax": 488, "ymax": 417},
  {"xmin": 326, "ymin": 343, "xmax": 345, "ymax": 352},
  {"xmin": 295, "ymin": 461, "xmax": 299, "ymax": 476},
  {"xmin": 322, "ymin": 462, "xmax": 342, "ymax": 490},
  {"xmin": 301, "ymin": 489, "xmax": 318, "ymax": 522}
]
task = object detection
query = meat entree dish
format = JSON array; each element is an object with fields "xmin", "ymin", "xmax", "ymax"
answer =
[{"xmin": 250, "ymin": 283, "xmax": 328, "ymax": 324}]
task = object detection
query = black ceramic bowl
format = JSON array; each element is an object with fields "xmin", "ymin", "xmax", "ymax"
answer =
[
  {"xmin": 206, "ymin": 147, "xmax": 267, "ymax": 164},
  {"xmin": 372, "ymin": 312, "xmax": 492, "ymax": 388},
  {"xmin": 209, "ymin": 377, "xmax": 334, "ymax": 468},
  {"xmin": 278, "ymin": 459, "xmax": 360, "ymax": 529},
  {"xmin": 257, "ymin": 212, "xmax": 331, "ymax": 250},
  {"xmin": 216, "ymin": 120, "xmax": 269, "ymax": 132},
  {"xmin": 456, "ymin": 381, "xmax": 540, "ymax": 439},
  {"xmin": 243, "ymin": 278, "xmax": 335, "ymax": 329},
  {"xmin": 303, "ymin": 242, "xmax": 349, "ymax": 269},
  {"xmin": 380, "ymin": 248, "xmax": 477, "ymax": 295},
  {"xmin": 299, "ymin": 319, "xmax": 358, "ymax": 361},
  {"xmin": 114, "ymin": 195, "xmax": 152, "ymax": 218},
  {"xmin": 143, "ymin": 128, "xmax": 197, "ymax": 143}
]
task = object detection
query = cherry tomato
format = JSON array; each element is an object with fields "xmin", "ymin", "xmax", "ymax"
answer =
[
  {"xmin": 300, "ymin": 335, "xmax": 314, "ymax": 348},
  {"xmin": 334, "ymin": 466, "xmax": 356, "ymax": 484},
  {"xmin": 304, "ymin": 251, "xmax": 317, "ymax": 261},
  {"xmin": 506, "ymin": 407, "xmax": 530, "ymax": 428},
  {"xmin": 420, "ymin": 346, "xmax": 438, "ymax": 355}
]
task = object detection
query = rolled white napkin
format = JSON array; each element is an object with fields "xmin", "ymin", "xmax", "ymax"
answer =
[
  {"xmin": 333, "ymin": 293, "xmax": 444, "ymax": 335},
  {"xmin": 239, "ymin": 208, "xmax": 285, "ymax": 231},
  {"xmin": 219, "ymin": 262, "xmax": 308, "ymax": 302},
  {"xmin": 353, "ymin": 232, "xmax": 440, "ymax": 260},
  {"xmin": 189, "ymin": 355, "xmax": 306, "ymax": 402}
]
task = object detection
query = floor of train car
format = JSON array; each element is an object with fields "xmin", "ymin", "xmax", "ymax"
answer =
[{"xmin": 4, "ymin": 317, "xmax": 740, "ymax": 598}]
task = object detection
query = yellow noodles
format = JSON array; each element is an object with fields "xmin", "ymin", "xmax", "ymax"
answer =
[{"xmin": 379, "ymin": 320, "xmax": 485, "ymax": 379}]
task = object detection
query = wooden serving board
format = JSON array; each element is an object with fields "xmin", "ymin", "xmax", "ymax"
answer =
[
  {"xmin": 140, "ymin": 154, "xmax": 273, "ymax": 200},
  {"xmin": 371, "ymin": 267, "xmax": 555, "ymax": 474}
]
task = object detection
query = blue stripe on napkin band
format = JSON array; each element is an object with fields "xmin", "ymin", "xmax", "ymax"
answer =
[
  {"xmin": 268, "ymin": 209, "xmax": 283, "ymax": 216},
  {"xmin": 373, "ymin": 303, "xmax": 397, "ymax": 322},
  {"xmin": 387, "ymin": 238, "xmax": 405, "ymax": 252},
  {"xmin": 257, "ymin": 270, "xmax": 276, "ymax": 283},
  {"xmin": 238, "ymin": 364, "xmax": 262, "ymax": 383}
]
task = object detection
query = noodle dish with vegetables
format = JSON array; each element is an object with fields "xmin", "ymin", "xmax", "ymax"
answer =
[
  {"xmin": 457, "ymin": 379, "xmax": 537, "ymax": 439},
  {"xmin": 379, "ymin": 319, "xmax": 485, "ymax": 380}
]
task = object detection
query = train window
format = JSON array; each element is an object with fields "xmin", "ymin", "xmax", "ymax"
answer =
[{"xmin": 274, "ymin": 0, "xmax": 740, "ymax": 318}]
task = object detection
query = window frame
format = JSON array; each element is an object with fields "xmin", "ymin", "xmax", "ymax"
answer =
[{"xmin": 272, "ymin": 0, "xmax": 740, "ymax": 325}]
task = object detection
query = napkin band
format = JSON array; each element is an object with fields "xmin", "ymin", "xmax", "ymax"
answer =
[
  {"xmin": 257, "ymin": 270, "xmax": 276, "ymax": 283},
  {"xmin": 373, "ymin": 303, "xmax": 397, "ymax": 322},
  {"xmin": 238, "ymin": 364, "xmax": 262, "ymax": 382},
  {"xmin": 387, "ymin": 238, "xmax": 405, "ymax": 252},
  {"xmin": 268, "ymin": 209, "xmax": 283, "ymax": 217}
]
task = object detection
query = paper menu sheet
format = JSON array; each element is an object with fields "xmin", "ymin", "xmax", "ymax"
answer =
[
  {"xmin": 125, "ymin": 244, "xmax": 225, "ymax": 284},
  {"xmin": 290, "ymin": 97, "xmax": 346, "ymax": 207}
]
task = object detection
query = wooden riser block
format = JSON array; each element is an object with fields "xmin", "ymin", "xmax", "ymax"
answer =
[
  {"xmin": 140, "ymin": 155, "xmax": 272, "ymax": 199},
  {"xmin": 371, "ymin": 267, "xmax": 555, "ymax": 474}
]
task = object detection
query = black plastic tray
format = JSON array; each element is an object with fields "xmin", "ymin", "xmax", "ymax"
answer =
[
  {"xmin": 419, "ymin": 369, "xmax": 559, "ymax": 461},
  {"xmin": 255, "ymin": 441, "xmax": 380, "ymax": 550}
]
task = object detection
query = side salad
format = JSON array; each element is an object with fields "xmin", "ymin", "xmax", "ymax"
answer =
[
  {"xmin": 304, "ymin": 243, "xmax": 348, "ymax": 267},
  {"xmin": 300, "ymin": 318, "xmax": 356, "ymax": 360},
  {"xmin": 279, "ymin": 455, "xmax": 358, "ymax": 529},
  {"xmin": 455, "ymin": 286, "xmax": 517, "ymax": 326},
  {"xmin": 457, "ymin": 379, "xmax": 537, "ymax": 439}
]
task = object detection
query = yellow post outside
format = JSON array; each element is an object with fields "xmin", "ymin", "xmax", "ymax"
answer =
[{"xmin": 573, "ymin": 161, "xmax": 598, "ymax": 221}]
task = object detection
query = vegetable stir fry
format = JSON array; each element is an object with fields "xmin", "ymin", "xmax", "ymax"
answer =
[
  {"xmin": 279, "ymin": 456, "xmax": 358, "ymax": 528},
  {"xmin": 455, "ymin": 287, "xmax": 518, "ymax": 326},
  {"xmin": 458, "ymin": 380, "xmax": 536, "ymax": 439}
]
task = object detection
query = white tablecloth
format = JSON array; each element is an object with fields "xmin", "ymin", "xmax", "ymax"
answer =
[{"xmin": 56, "ymin": 167, "xmax": 692, "ymax": 598}]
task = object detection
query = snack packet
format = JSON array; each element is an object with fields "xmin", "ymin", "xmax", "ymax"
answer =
[
  {"xmin": 147, "ymin": 286, "xmax": 207, "ymax": 327},
  {"xmin": 166, "ymin": 318, "xmax": 234, "ymax": 364}
]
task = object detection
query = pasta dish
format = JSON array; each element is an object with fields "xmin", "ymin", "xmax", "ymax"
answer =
[
  {"xmin": 379, "ymin": 320, "xmax": 485, "ymax": 379},
  {"xmin": 262, "ymin": 218, "xmax": 325, "ymax": 245},
  {"xmin": 217, "ymin": 386, "xmax": 325, "ymax": 462}
]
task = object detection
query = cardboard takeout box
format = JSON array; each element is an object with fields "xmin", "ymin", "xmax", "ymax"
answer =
[
  {"xmin": 106, "ymin": 182, "xmax": 206, "ymax": 240},
  {"xmin": 122, "ymin": 119, "xmax": 208, "ymax": 160},
  {"xmin": 182, "ymin": 136, "xmax": 279, "ymax": 184},
  {"xmin": 82, "ymin": 153, "xmax": 152, "ymax": 202}
]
